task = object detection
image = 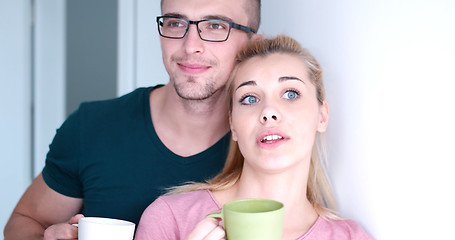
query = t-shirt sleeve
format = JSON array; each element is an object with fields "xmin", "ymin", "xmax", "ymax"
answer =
[
  {"xmin": 42, "ymin": 107, "xmax": 83, "ymax": 198},
  {"xmin": 344, "ymin": 220, "xmax": 375, "ymax": 240},
  {"xmin": 135, "ymin": 197, "xmax": 180, "ymax": 240}
]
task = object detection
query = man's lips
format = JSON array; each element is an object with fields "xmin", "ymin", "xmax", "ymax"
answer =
[{"xmin": 178, "ymin": 63, "xmax": 211, "ymax": 74}]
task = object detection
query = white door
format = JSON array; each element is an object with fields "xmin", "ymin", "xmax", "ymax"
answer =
[
  {"xmin": 118, "ymin": 0, "xmax": 168, "ymax": 96},
  {"xmin": 0, "ymin": 0, "xmax": 65, "ymax": 231},
  {"xmin": 0, "ymin": 0, "xmax": 33, "ymax": 230}
]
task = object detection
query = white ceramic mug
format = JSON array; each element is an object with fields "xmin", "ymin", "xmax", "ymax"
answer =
[{"xmin": 77, "ymin": 217, "xmax": 135, "ymax": 240}]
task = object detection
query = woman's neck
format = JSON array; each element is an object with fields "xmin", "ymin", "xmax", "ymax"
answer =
[{"xmin": 213, "ymin": 167, "xmax": 319, "ymax": 239}]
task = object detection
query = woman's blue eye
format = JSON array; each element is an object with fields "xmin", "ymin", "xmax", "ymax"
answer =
[
  {"xmin": 283, "ymin": 90, "xmax": 299, "ymax": 100},
  {"xmin": 240, "ymin": 96, "xmax": 259, "ymax": 105}
]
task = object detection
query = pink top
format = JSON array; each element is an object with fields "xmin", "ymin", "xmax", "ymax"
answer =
[{"xmin": 135, "ymin": 190, "xmax": 373, "ymax": 240}]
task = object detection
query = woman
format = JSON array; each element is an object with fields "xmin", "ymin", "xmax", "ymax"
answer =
[{"xmin": 135, "ymin": 35, "xmax": 372, "ymax": 239}]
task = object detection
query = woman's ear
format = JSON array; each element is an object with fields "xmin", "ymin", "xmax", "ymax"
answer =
[
  {"xmin": 229, "ymin": 114, "xmax": 238, "ymax": 141},
  {"xmin": 317, "ymin": 101, "xmax": 329, "ymax": 132}
]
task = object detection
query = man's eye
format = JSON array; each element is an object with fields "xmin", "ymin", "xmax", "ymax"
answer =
[
  {"xmin": 209, "ymin": 23, "xmax": 223, "ymax": 29},
  {"xmin": 282, "ymin": 90, "xmax": 300, "ymax": 100},
  {"xmin": 166, "ymin": 21, "xmax": 185, "ymax": 28},
  {"xmin": 240, "ymin": 96, "xmax": 259, "ymax": 105},
  {"xmin": 207, "ymin": 21, "xmax": 228, "ymax": 30}
]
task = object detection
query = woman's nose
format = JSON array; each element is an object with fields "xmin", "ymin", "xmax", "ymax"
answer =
[{"xmin": 260, "ymin": 111, "xmax": 280, "ymax": 124}]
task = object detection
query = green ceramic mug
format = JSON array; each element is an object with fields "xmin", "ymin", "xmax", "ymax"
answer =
[{"xmin": 206, "ymin": 199, "xmax": 284, "ymax": 240}]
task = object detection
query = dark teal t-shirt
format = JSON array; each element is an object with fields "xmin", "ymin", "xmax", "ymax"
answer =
[{"xmin": 42, "ymin": 86, "xmax": 229, "ymax": 225}]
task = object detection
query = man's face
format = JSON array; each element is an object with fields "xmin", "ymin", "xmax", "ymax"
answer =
[{"xmin": 160, "ymin": 0, "xmax": 253, "ymax": 101}]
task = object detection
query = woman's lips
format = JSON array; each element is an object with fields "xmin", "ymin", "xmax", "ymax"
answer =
[
  {"xmin": 257, "ymin": 132, "xmax": 288, "ymax": 150},
  {"xmin": 178, "ymin": 63, "xmax": 211, "ymax": 74},
  {"xmin": 260, "ymin": 134, "xmax": 283, "ymax": 143}
]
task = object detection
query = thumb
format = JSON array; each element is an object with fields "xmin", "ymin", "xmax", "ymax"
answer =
[{"xmin": 68, "ymin": 214, "xmax": 85, "ymax": 225}]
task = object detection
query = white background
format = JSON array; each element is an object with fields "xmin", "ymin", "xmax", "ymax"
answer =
[
  {"xmin": 262, "ymin": 1, "xmax": 455, "ymax": 238},
  {"xmin": 2, "ymin": 0, "xmax": 455, "ymax": 239},
  {"xmin": 132, "ymin": 0, "xmax": 455, "ymax": 238}
]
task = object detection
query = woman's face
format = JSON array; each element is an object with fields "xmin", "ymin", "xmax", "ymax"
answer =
[{"xmin": 230, "ymin": 53, "xmax": 329, "ymax": 173}]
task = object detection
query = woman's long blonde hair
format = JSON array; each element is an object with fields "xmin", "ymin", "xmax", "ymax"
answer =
[{"xmin": 168, "ymin": 35, "xmax": 339, "ymax": 219}]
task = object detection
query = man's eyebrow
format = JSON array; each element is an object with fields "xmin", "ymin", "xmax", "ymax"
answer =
[
  {"xmin": 203, "ymin": 15, "xmax": 234, "ymax": 22},
  {"xmin": 163, "ymin": 13, "xmax": 186, "ymax": 18},
  {"xmin": 279, "ymin": 76, "xmax": 305, "ymax": 84},
  {"xmin": 235, "ymin": 80, "xmax": 257, "ymax": 91},
  {"xmin": 162, "ymin": 13, "xmax": 233, "ymax": 23}
]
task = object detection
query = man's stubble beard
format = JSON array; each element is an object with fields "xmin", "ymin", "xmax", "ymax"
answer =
[
  {"xmin": 169, "ymin": 55, "xmax": 228, "ymax": 102},
  {"xmin": 173, "ymin": 75, "xmax": 221, "ymax": 101}
]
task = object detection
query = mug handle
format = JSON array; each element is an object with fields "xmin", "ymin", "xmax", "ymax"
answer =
[{"xmin": 206, "ymin": 212, "xmax": 223, "ymax": 220}]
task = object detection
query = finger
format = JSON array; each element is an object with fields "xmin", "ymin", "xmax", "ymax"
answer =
[
  {"xmin": 43, "ymin": 223, "xmax": 78, "ymax": 240},
  {"xmin": 203, "ymin": 226, "xmax": 226, "ymax": 240},
  {"xmin": 68, "ymin": 214, "xmax": 85, "ymax": 224},
  {"xmin": 185, "ymin": 218, "xmax": 220, "ymax": 240}
]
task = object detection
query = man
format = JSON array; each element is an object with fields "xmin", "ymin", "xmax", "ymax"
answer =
[{"xmin": 3, "ymin": 0, "xmax": 261, "ymax": 239}]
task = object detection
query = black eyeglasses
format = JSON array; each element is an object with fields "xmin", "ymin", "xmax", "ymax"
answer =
[{"xmin": 156, "ymin": 16, "xmax": 256, "ymax": 42}]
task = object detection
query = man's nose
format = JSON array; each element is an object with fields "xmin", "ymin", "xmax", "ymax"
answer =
[{"xmin": 182, "ymin": 24, "xmax": 204, "ymax": 54}]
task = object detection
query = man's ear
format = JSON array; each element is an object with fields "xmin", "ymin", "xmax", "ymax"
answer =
[
  {"xmin": 251, "ymin": 33, "xmax": 263, "ymax": 41},
  {"xmin": 317, "ymin": 101, "xmax": 329, "ymax": 133}
]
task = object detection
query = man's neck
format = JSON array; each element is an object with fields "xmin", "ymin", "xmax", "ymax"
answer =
[{"xmin": 149, "ymin": 84, "xmax": 230, "ymax": 157}]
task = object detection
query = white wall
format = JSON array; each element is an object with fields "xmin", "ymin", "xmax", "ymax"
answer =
[
  {"xmin": 0, "ymin": 0, "xmax": 32, "ymax": 232},
  {"xmin": 118, "ymin": 0, "xmax": 137, "ymax": 95},
  {"xmin": 134, "ymin": 0, "xmax": 168, "ymax": 89},
  {"xmin": 260, "ymin": 0, "xmax": 455, "ymax": 239},
  {"xmin": 132, "ymin": 0, "xmax": 455, "ymax": 238}
]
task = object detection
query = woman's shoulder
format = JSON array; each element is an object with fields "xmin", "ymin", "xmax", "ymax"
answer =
[
  {"xmin": 144, "ymin": 190, "xmax": 220, "ymax": 217},
  {"xmin": 136, "ymin": 190, "xmax": 220, "ymax": 239},
  {"xmin": 158, "ymin": 190, "xmax": 219, "ymax": 207},
  {"xmin": 300, "ymin": 216, "xmax": 374, "ymax": 240}
]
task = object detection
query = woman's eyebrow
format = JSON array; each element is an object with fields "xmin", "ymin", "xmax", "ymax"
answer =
[
  {"xmin": 235, "ymin": 76, "xmax": 304, "ymax": 91},
  {"xmin": 235, "ymin": 80, "xmax": 257, "ymax": 91},
  {"xmin": 279, "ymin": 76, "xmax": 305, "ymax": 84}
]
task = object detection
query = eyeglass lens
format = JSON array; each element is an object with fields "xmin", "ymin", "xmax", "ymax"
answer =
[{"xmin": 158, "ymin": 17, "xmax": 231, "ymax": 41}]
